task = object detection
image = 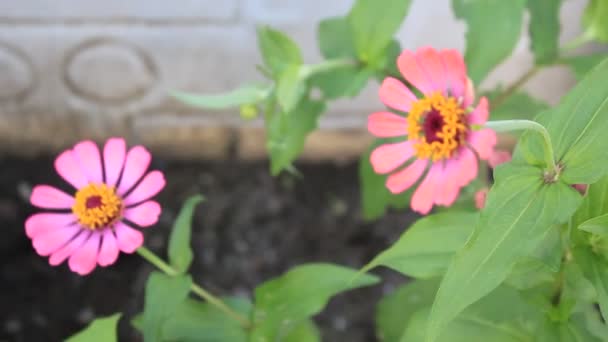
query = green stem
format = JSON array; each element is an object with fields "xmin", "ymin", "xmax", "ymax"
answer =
[
  {"xmin": 485, "ymin": 120, "xmax": 559, "ymax": 180},
  {"xmin": 136, "ymin": 246, "xmax": 252, "ymax": 329},
  {"xmin": 491, "ymin": 67, "xmax": 540, "ymax": 108},
  {"xmin": 560, "ymin": 33, "xmax": 592, "ymax": 54},
  {"xmin": 300, "ymin": 58, "xmax": 357, "ymax": 78}
]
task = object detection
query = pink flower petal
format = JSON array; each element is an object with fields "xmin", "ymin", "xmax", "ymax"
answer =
[
  {"xmin": 468, "ymin": 97, "xmax": 489, "ymax": 125},
  {"xmin": 114, "ymin": 222, "xmax": 143, "ymax": 253},
  {"xmin": 370, "ymin": 141, "xmax": 415, "ymax": 174},
  {"xmin": 49, "ymin": 231, "xmax": 90, "ymax": 266},
  {"xmin": 54, "ymin": 150, "xmax": 88, "ymax": 189},
  {"xmin": 68, "ymin": 232, "xmax": 101, "ymax": 275},
  {"xmin": 378, "ymin": 77, "xmax": 417, "ymax": 112},
  {"xmin": 368, "ymin": 112, "xmax": 408, "ymax": 138},
  {"xmin": 30, "ymin": 185, "xmax": 75, "ymax": 209},
  {"xmin": 411, "ymin": 163, "xmax": 443, "ymax": 214},
  {"xmin": 32, "ymin": 224, "xmax": 81, "ymax": 256},
  {"xmin": 397, "ymin": 49, "xmax": 435, "ymax": 95},
  {"xmin": 416, "ymin": 47, "xmax": 447, "ymax": 93},
  {"xmin": 469, "ymin": 129, "xmax": 497, "ymax": 160},
  {"xmin": 25, "ymin": 212, "xmax": 76, "ymax": 239},
  {"xmin": 124, "ymin": 201, "xmax": 161, "ymax": 227},
  {"xmin": 98, "ymin": 229, "xmax": 120, "ymax": 267},
  {"xmin": 123, "ymin": 171, "xmax": 166, "ymax": 206},
  {"xmin": 104, "ymin": 137, "xmax": 127, "ymax": 187},
  {"xmin": 440, "ymin": 49, "xmax": 467, "ymax": 98},
  {"xmin": 488, "ymin": 150, "xmax": 512, "ymax": 168},
  {"xmin": 433, "ymin": 162, "xmax": 461, "ymax": 207},
  {"xmin": 118, "ymin": 146, "xmax": 152, "ymax": 195},
  {"xmin": 73, "ymin": 140, "xmax": 103, "ymax": 184},
  {"xmin": 386, "ymin": 158, "xmax": 428, "ymax": 194},
  {"xmin": 454, "ymin": 148, "xmax": 479, "ymax": 187}
]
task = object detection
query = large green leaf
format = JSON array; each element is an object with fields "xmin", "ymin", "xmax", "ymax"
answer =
[
  {"xmin": 250, "ymin": 263, "xmax": 379, "ymax": 341},
  {"xmin": 583, "ymin": 0, "xmax": 608, "ymax": 42},
  {"xmin": 376, "ymin": 279, "xmax": 440, "ymax": 342},
  {"xmin": 427, "ymin": 164, "xmax": 582, "ymax": 342},
  {"xmin": 143, "ymin": 272, "xmax": 192, "ymax": 342},
  {"xmin": 310, "ymin": 65, "xmax": 370, "ymax": 100},
  {"xmin": 563, "ymin": 54, "xmax": 608, "ymax": 81},
  {"xmin": 318, "ymin": 17, "xmax": 356, "ymax": 59},
  {"xmin": 361, "ymin": 212, "xmax": 478, "ymax": 278},
  {"xmin": 485, "ymin": 89, "xmax": 549, "ymax": 121},
  {"xmin": 257, "ymin": 26, "xmax": 302, "ymax": 75},
  {"xmin": 160, "ymin": 297, "xmax": 250, "ymax": 342},
  {"xmin": 572, "ymin": 245, "xmax": 608, "ymax": 323},
  {"xmin": 347, "ymin": 0, "xmax": 411, "ymax": 63},
  {"xmin": 405, "ymin": 286, "xmax": 541, "ymax": 341},
  {"xmin": 453, "ymin": 0, "xmax": 526, "ymax": 84},
  {"xmin": 171, "ymin": 84, "xmax": 271, "ymax": 110},
  {"xmin": 573, "ymin": 175, "xmax": 608, "ymax": 227},
  {"xmin": 359, "ymin": 142, "xmax": 416, "ymax": 220},
  {"xmin": 527, "ymin": 0, "xmax": 561, "ymax": 64},
  {"xmin": 66, "ymin": 314, "xmax": 121, "ymax": 342},
  {"xmin": 266, "ymin": 99, "xmax": 325, "ymax": 175},
  {"xmin": 515, "ymin": 58, "xmax": 608, "ymax": 184},
  {"xmin": 168, "ymin": 195, "xmax": 204, "ymax": 274},
  {"xmin": 579, "ymin": 214, "xmax": 608, "ymax": 238},
  {"xmin": 283, "ymin": 320, "xmax": 321, "ymax": 342}
]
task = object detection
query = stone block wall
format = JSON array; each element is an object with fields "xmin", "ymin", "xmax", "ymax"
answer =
[{"xmin": 0, "ymin": 0, "xmax": 590, "ymax": 160}]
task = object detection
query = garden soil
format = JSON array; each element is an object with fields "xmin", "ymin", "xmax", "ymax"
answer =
[{"xmin": 0, "ymin": 155, "xmax": 418, "ymax": 342}]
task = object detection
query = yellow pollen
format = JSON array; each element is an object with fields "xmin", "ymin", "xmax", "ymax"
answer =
[
  {"xmin": 407, "ymin": 92, "xmax": 468, "ymax": 161},
  {"xmin": 72, "ymin": 183, "xmax": 123, "ymax": 230}
]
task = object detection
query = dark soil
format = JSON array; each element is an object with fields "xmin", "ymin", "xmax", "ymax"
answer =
[{"xmin": 0, "ymin": 155, "xmax": 418, "ymax": 342}]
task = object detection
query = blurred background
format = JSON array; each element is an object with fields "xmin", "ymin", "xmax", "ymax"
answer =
[{"xmin": 0, "ymin": 0, "xmax": 596, "ymax": 341}]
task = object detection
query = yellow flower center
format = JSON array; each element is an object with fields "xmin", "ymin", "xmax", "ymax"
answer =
[
  {"xmin": 407, "ymin": 92, "xmax": 468, "ymax": 161},
  {"xmin": 72, "ymin": 183, "xmax": 123, "ymax": 230}
]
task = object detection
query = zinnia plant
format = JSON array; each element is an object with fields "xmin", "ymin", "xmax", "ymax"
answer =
[{"xmin": 21, "ymin": 0, "xmax": 608, "ymax": 341}]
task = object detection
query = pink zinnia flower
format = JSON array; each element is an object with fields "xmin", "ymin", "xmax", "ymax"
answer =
[
  {"xmin": 368, "ymin": 47, "xmax": 497, "ymax": 214},
  {"xmin": 25, "ymin": 138, "xmax": 165, "ymax": 275}
]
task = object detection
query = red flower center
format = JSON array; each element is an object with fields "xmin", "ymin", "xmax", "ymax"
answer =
[
  {"xmin": 422, "ymin": 109, "xmax": 445, "ymax": 144},
  {"xmin": 85, "ymin": 195, "xmax": 103, "ymax": 209}
]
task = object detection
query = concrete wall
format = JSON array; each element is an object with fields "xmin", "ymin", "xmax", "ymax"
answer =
[{"xmin": 0, "ymin": 0, "xmax": 590, "ymax": 160}]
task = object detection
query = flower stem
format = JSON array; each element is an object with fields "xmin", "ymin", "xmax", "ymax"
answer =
[
  {"xmin": 485, "ymin": 120, "xmax": 558, "ymax": 179},
  {"xmin": 491, "ymin": 67, "xmax": 540, "ymax": 108},
  {"xmin": 300, "ymin": 58, "xmax": 357, "ymax": 78},
  {"xmin": 136, "ymin": 246, "xmax": 252, "ymax": 329}
]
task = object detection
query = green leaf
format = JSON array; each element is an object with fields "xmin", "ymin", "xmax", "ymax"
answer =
[
  {"xmin": 485, "ymin": 90, "xmax": 549, "ymax": 120},
  {"xmin": 267, "ymin": 99, "xmax": 326, "ymax": 175},
  {"xmin": 359, "ymin": 142, "xmax": 415, "ymax": 220},
  {"xmin": 506, "ymin": 225, "xmax": 562, "ymax": 290},
  {"xmin": 583, "ymin": 0, "xmax": 608, "ymax": 42},
  {"xmin": 563, "ymin": 54, "xmax": 608, "ymax": 81},
  {"xmin": 143, "ymin": 272, "xmax": 192, "ymax": 342},
  {"xmin": 277, "ymin": 65, "xmax": 307, "ymax": 113},
  {"xmin": 171, "ymin": 84, "xmax": 271, "ymax": 110},
  {"xmin": 283, "ymin": 320, "xmax": 321, "ymax": 342},
  {"xmin": 160, "ymin": 297, "xmax": 250, "ymax": 342},
  {"xmin": 453, "ymin": 0, "xmax": 526, "ymax": 84},
  {"xmin": 318, "ymin": 17, "xmax": 356, "ymax": 59},
  {"xmin": 427, "ymin": 164, "xmax": 582, "ymax": 342},
  {"xmin": 66, "ymin": 314, "xmax": 121, "ymax": 342},
  {"xmin": 347, "ymin": 0, "xmax": 411, "ymax": 63},
  {"xmin": 515, "ymin": 58, "xmax": 608, "ymax": 184},
  {"xmin": 527, "ymin": 0, "xmax": 561, "ymax": 64},
  {"xmin": 572, "ymin": 246, "xmax": 608, "ymax": 323},
  {"xmin": 376, "ymin": 279, "xmax": 440, "ymax": 342},
  {"xmin": 361, "ymin": 212, "xmax": 478, "ymax": 278},
  {"xmin": 404, "ymin": 286, "xmax": 542, "ymax": 342},
  {"xmin": 168, "ymin": 195, "xmax": 204, "ymax": 274},
  {"xmin": 310, "ymin": 65, "xmax": 371, "ymax": 100},
  {"xmin": 250, "ymin": 263, "xmax": 379, "ymax": 341},
  {"xmin": 257, "ymin": 26, "xmax": 302, "ymax": 75},
  {"xmin": 579, "ymin": 214, "xmax": 608, "ymax": 237}
]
